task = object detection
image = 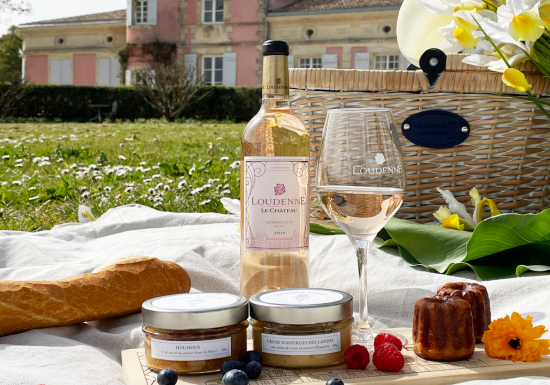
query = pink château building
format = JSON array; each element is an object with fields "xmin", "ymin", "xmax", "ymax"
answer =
[{"xmin": 16, "ymin": 0, "xmax": 405, "ymax": 87}]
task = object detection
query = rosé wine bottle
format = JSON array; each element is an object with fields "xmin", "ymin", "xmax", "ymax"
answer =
[{"xmin": 240, "ymin": 40, "xmax": 310, "ymax": 298}]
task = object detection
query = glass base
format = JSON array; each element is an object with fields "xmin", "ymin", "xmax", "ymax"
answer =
[{"xmin": 353, "ymin": 329, "xmax": 408, "ymax": 348}]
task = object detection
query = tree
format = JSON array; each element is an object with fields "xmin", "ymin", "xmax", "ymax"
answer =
[
  {"xmin": 135, "ymin": 64, "xmax": 212, "ymax": 122},
  {"xmin": 0, "ymin": 0, "xmax": 31, "ymax": 13},
  {"xmin": 0, "ymin": 26, "xmax": 23, "ymax": 82},
  {"xmin": 0, "ymin": 73, "xmax": 26, "ymax": 118}
]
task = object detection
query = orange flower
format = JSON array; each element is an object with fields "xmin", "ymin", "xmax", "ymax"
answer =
[{"xmin": 482, "ymin": 312, "xmax": 550, "ymax": 361}]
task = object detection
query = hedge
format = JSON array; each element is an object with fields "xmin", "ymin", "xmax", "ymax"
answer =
[{"xmin": 0, "ymin": 85, "xmax": 262, "ymax": 122}]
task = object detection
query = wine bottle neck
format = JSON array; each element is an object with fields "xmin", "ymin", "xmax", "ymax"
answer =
[{"xmin": 261, "ymin": 96, "xmax": 290, "ymax": 110}]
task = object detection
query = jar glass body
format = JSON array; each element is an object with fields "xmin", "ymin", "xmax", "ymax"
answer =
[
  {"xmin": 250, "ymin": 317, "xmax": 353, "ymax": 368},
  {"xmin": 143, "ymin": 321, "xmax": 249, "ymax": 374}
]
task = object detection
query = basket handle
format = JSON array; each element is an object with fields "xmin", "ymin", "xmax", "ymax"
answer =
[{"xmin": 419, "ymin": 48, "xmax": 447, "ymax": 90}]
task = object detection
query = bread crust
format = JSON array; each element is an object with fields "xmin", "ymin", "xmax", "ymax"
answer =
[{"xmin": 0, "ymin": 257, "xmax": 191, "ymax": 337}]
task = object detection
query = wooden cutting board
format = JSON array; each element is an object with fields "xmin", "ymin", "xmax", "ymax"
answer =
[{"xmin": 121, "ymin": 328, "xmax": 550, "ymax": 385}]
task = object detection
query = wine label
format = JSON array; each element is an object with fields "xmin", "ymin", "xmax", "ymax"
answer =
[
  {"xmin": 261, "ymin": 333, "xmax": 341, "ymax": 355},
  {"xmin": 243, "ymin": 156, "xmax": 309, "ymax": 251},
  {"xmin": 151, "ymin": 337, "xmax": 231, "ymax": 361}
]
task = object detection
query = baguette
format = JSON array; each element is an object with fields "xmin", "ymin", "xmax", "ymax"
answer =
[{"xmin": 0, "ymin": 256, "xmax": 191, "ymax": 337}]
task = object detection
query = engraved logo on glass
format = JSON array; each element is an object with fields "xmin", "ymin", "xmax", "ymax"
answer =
[
  {"xmin": 152, "ymin": 293, "xmax": 239, "ymax": 310},
  {"xmin": 375, "ymin": 153, "xmax": 386, "ymax": 165},
  {"xmin": 260, "ymin": 289, "xmax": 343, "ymax": 305}
]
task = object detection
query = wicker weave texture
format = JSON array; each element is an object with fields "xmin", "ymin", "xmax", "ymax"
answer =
[{"xmin": 289, "ymin": 87, "xmax": 550, "ymax": 222}]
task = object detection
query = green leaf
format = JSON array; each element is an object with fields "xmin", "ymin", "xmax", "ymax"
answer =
[
  {"xmin": 310, "ymin": 222, "xmax": 344, "ymax": 235},
  {"xmin": 465, "ymin": 210, "xmax": 550, "ymax": 261},
  {"xmin": 385, "ymin": 218, "xmax": 471, "ymax": 273}
]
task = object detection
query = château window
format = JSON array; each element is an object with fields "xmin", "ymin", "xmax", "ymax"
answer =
[
  {"xmin": 203, "ymin": 56, "xmax": 223, "ymax": 85},
  {"xmin": 203, "ymin": 0, "xmax": 224, "ymax": 24},
  {"xmin": 299, "ymin": 57, "xmax": 322, "ymax": 68},
  {"xmin": 136, "ymin": 0, "xmax": 148, "ymax": 24},
  {"xmin": 374, "ymin": 54, "xmax": 400, "ymax": 70}
]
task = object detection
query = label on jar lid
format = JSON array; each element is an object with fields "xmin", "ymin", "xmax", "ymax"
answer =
[
  {"xmin": 260, "ymin": 289, "xmax": 344, "ymax": 306},
  {"xmin": 151, "ymin": 337, "xmax": 232, "ymax": 361},
  {"xmin": 261, "ymin": 332, "xmax": 341, "ymax": 355},
  {"xmin": 152, "ymin": 293, "xmax": 239, "ymax": 310}
]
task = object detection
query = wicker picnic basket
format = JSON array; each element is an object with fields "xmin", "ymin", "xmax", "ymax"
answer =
[{"xmin": 289, "ymin": 54, "xmax": 550, "ymax": 223}]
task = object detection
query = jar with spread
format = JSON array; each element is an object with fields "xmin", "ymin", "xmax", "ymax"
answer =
[
  {"xmin": 142, "ymin": 293, "xmax": 249, "ymax": 374},
  {"xmin": 250, "ymin": 288, "xmax": 353, "ymax": 368}
]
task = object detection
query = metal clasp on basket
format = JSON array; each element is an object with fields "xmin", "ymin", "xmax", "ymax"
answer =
[{"xmin": 419, "ymin": 49, "xmax": 447, "ymax": 90}]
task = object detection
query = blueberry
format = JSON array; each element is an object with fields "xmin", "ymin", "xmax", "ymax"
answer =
[
  {"xmin": 245, "ymin": 361, "xmax": 262, "ymax": 379},
  {"xmin": 243, "ymin": 350, "xmax": 262, "ymax": 364},
  {"xmin": 222, "ymin": 359, "xmax": 244, "ymax": 375},
  {"xmin": 326, "ymin": 378, "xmax": 344, "ymax": 385},
  {"xmin": 222, "ymin": 369, "xmax": 249, "ymax": 385},
  {"xmin": 157, "ymin": 368, "xmax": 178, "ymax": 385}
]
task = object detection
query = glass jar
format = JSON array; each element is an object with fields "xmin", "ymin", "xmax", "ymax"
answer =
[
  {"xmin": 250, "ymin": 289, "xmax": 353, "ymax": 368},
  {"xmin": 142, "ymin": 293, "xmax": 249, "ymax": 374}
]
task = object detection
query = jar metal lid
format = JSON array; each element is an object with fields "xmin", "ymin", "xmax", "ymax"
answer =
[
  {"xmin": 142, "ymin": 293, "xmax": 249, "ymax": 330},
  {"xmin": 250, "ymin": 289, "xmax": 353, "ymax": 325}
]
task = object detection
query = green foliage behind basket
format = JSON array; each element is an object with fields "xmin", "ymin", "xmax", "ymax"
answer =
[{"xmin": 0, "ymin": 84, "xmax": 261, "ymax": 122}]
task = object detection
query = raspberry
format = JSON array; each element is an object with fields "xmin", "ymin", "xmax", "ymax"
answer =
[
  {"xmin": 374, "ymin": 333, "xmax": 403, "ymax": 351},
  {"xmin": 373, "ymin": 343, "xmax": 405, "ymax": 372},
  {"xmin": 344, "ymin": 344, "xmax": 370, "ymax": 369}
]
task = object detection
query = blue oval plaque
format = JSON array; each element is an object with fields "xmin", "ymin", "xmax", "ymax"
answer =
[{"xmin": 401, "ymin": 110, "xmax": 470, "ymax": 149}]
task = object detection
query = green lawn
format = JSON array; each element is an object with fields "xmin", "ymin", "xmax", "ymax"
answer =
[{"xmin": 0, "ymin": 121, "xmax": 244, "ymax": 231}]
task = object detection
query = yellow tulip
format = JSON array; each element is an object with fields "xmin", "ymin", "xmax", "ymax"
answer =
[
  {"xmin": 509, "ymin": 10, "xmax": 545, "ymax": 42},
  {"xmin": 503, "ymin": 68, "xmax": 532, "ymax": 92},
  {"xmin": 442, "ymin": 214, "xmax": 465, "ymax": 231}
]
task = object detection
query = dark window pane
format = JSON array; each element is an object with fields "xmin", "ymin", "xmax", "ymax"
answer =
[
  {"xmin": 215, "ymin": 10, "xmax": 223, "ymax": 22},
  {"xmin": 215, "ymin": 57, "xmax": 223, "ymax": 69},
  {"xmin": 204, "ymin": 57, "xmax": 212, "ymax": 70},
  {"xmin": 205, "ymin": 0, "xmax": 213, "ymax": 11},
  {"xmin": 204, "ymin": 12, "xmax": 212, "ymax": 22},
  {"xmin": 216, "ymin": 0, "xmax": 224, "ymax": 10},
  {"xmin": 204, "ymin": 71, "xmax": 212, "ymax": 84},
  {"xmin": 215, "ymin": 70, "xmax": 223, "ymax": 83}
]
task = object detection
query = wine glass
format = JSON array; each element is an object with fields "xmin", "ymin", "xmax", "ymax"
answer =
[{"xmin": 316, "ymin": 108, "xmax": 407, "ymax": 345}]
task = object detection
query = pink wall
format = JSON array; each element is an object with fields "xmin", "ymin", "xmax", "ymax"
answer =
[
  {"xmin": 326, "ymin": 47, "xmax": 343, "ymax": 69},
  {"xmin": 184, "ymin": 0, "xmax": 197, "ymax": 25},
  {"xmin": 233, "ymin": 45, "xmax": 258, "ymax": 86},
  {"xmin": 26, "ymin": 55, "xmax": 48, "ymax": 84},
  {"xmin": 228, "ymin": 25, "xmax": 259, "ymax": 42},
  {"xmin": 351, "ymin": 46, "xmax": 368, "ymax": 69},
  {"xmin": 127, "ymin": 0, "xmax": 181, "ymax": 44},
  {"xmin": 227, "ymin": 0, "xmax": 261, "ymax": 23},
  {"xmin": 73, "ymin": 54, "xmax": 96, "ymax": 86},
  {"xmin": 269, "ymin": 0, "xmax": 297, "ymax": 10}
]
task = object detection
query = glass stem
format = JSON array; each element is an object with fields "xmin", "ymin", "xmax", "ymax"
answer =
[{"xmin": 353, "ymin": 236, "xmax": 374, "ymax": 337}]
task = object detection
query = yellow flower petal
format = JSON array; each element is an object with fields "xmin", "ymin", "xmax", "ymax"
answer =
[
  {"xmin": 510, "ymin": 10, "xmax": 545, "ymax": 42},
  {"xmin": 470, "ymin": 187, "xmax": 482, "ymax": 207},
  {"xmin": 433, "ymin": 206, "xmax": 453, "ymax": 222},
  {"xmin": 502, "ymin": 68, "xmax": 532, "ymax": 93},
  {"xmin": 442, "ymin": 213, "xmax": 465, "ymax": 230},
  {"xmin": 454, "ymin": 26, "xmax": 480, "ymax": 49}
]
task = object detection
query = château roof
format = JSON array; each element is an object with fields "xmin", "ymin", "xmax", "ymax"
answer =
[
  {"xmin": 20, "ymin": 10, "xmax": 126, "ymax": 26},
  {"xmin": 271, "ymin": 0, "xmax": 403, "ymax": 13}
]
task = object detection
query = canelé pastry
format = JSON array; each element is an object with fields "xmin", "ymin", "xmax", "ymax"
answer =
[
  {"xmin": 413, "ymin": 296, "xmax": 475, "ymax": 361},
  {"xmin": 437, "ymin": 282, "xmax": 491, "ymax": 342}
]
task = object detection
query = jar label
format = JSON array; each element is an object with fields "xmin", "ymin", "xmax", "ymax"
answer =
[
  {"xmin": 260, "ymin": 289, "xmax": 343, "ymax": 305},
  {"xmin": 261, "ymin": 332, "xmax": 341, "ymax": 355},
  {"xmin": 152, "ymin": 293, "xmax": 239, "ymax": 310},
  {"xmin": 151, "ymin": 337, "xmax": 231, "ymax": 361},
  {"xmin": 244, "ymin": 156, "xmax": 309, "ymax": 251}
]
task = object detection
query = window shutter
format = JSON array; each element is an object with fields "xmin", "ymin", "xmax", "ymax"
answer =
[
  {"xmin": 222, "ymin": 52, "xmax": 237, "ymax": 87},
  {"xmin": 61, "ymin": 60, "xmax": 73, "ymax": 85},
  {"xmin": 148, "ymin": 0, "xmax": 158, "ymax": 25},
  {"xmin": 50, "ymin": 60, "xmax": 61, "ymax": 84},
  {"xmin": 322, "ymin": 54, "xmax": 338, "ymax": 69},
  {"xmin": 110, "ymin": 59, "xmax": 121, "ymax": 85},
  {"xmin": 400, "ymin": 54, "xmax": 410, "ymax": 70},
  {"xmin": 288, "ymin": 55, "xmax": 295, "ymax": 68},
  {"xmin": 184, "ymin": 54, "xmax": 198, "ymax": 83},
  {"xmin": 98, "ymin": 59, "xmax": 110, "ymax": 86},
  {"xmin": 125, "ymin": 70, "xmax": 132, "ymax": 86},
  {"xmin": 127, "ymin": 0, "xmax": 133, "ymax": 26},
  {"xmin": 355, "ymin": 52, "xmax": 371, "ymax": 69},
  {"xmin": 22, "ymin": 57, "xmax": 26, "ymax": 81}
]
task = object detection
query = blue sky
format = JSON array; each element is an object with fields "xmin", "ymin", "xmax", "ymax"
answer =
[{"xmin": 1, "ymin": 0, "xmax": 127, "ymax": 35}]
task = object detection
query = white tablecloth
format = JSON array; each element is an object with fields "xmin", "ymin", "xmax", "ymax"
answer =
[{"xmin": 0, "ymin": 205, "xmax": 549, "ymax": 385}]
